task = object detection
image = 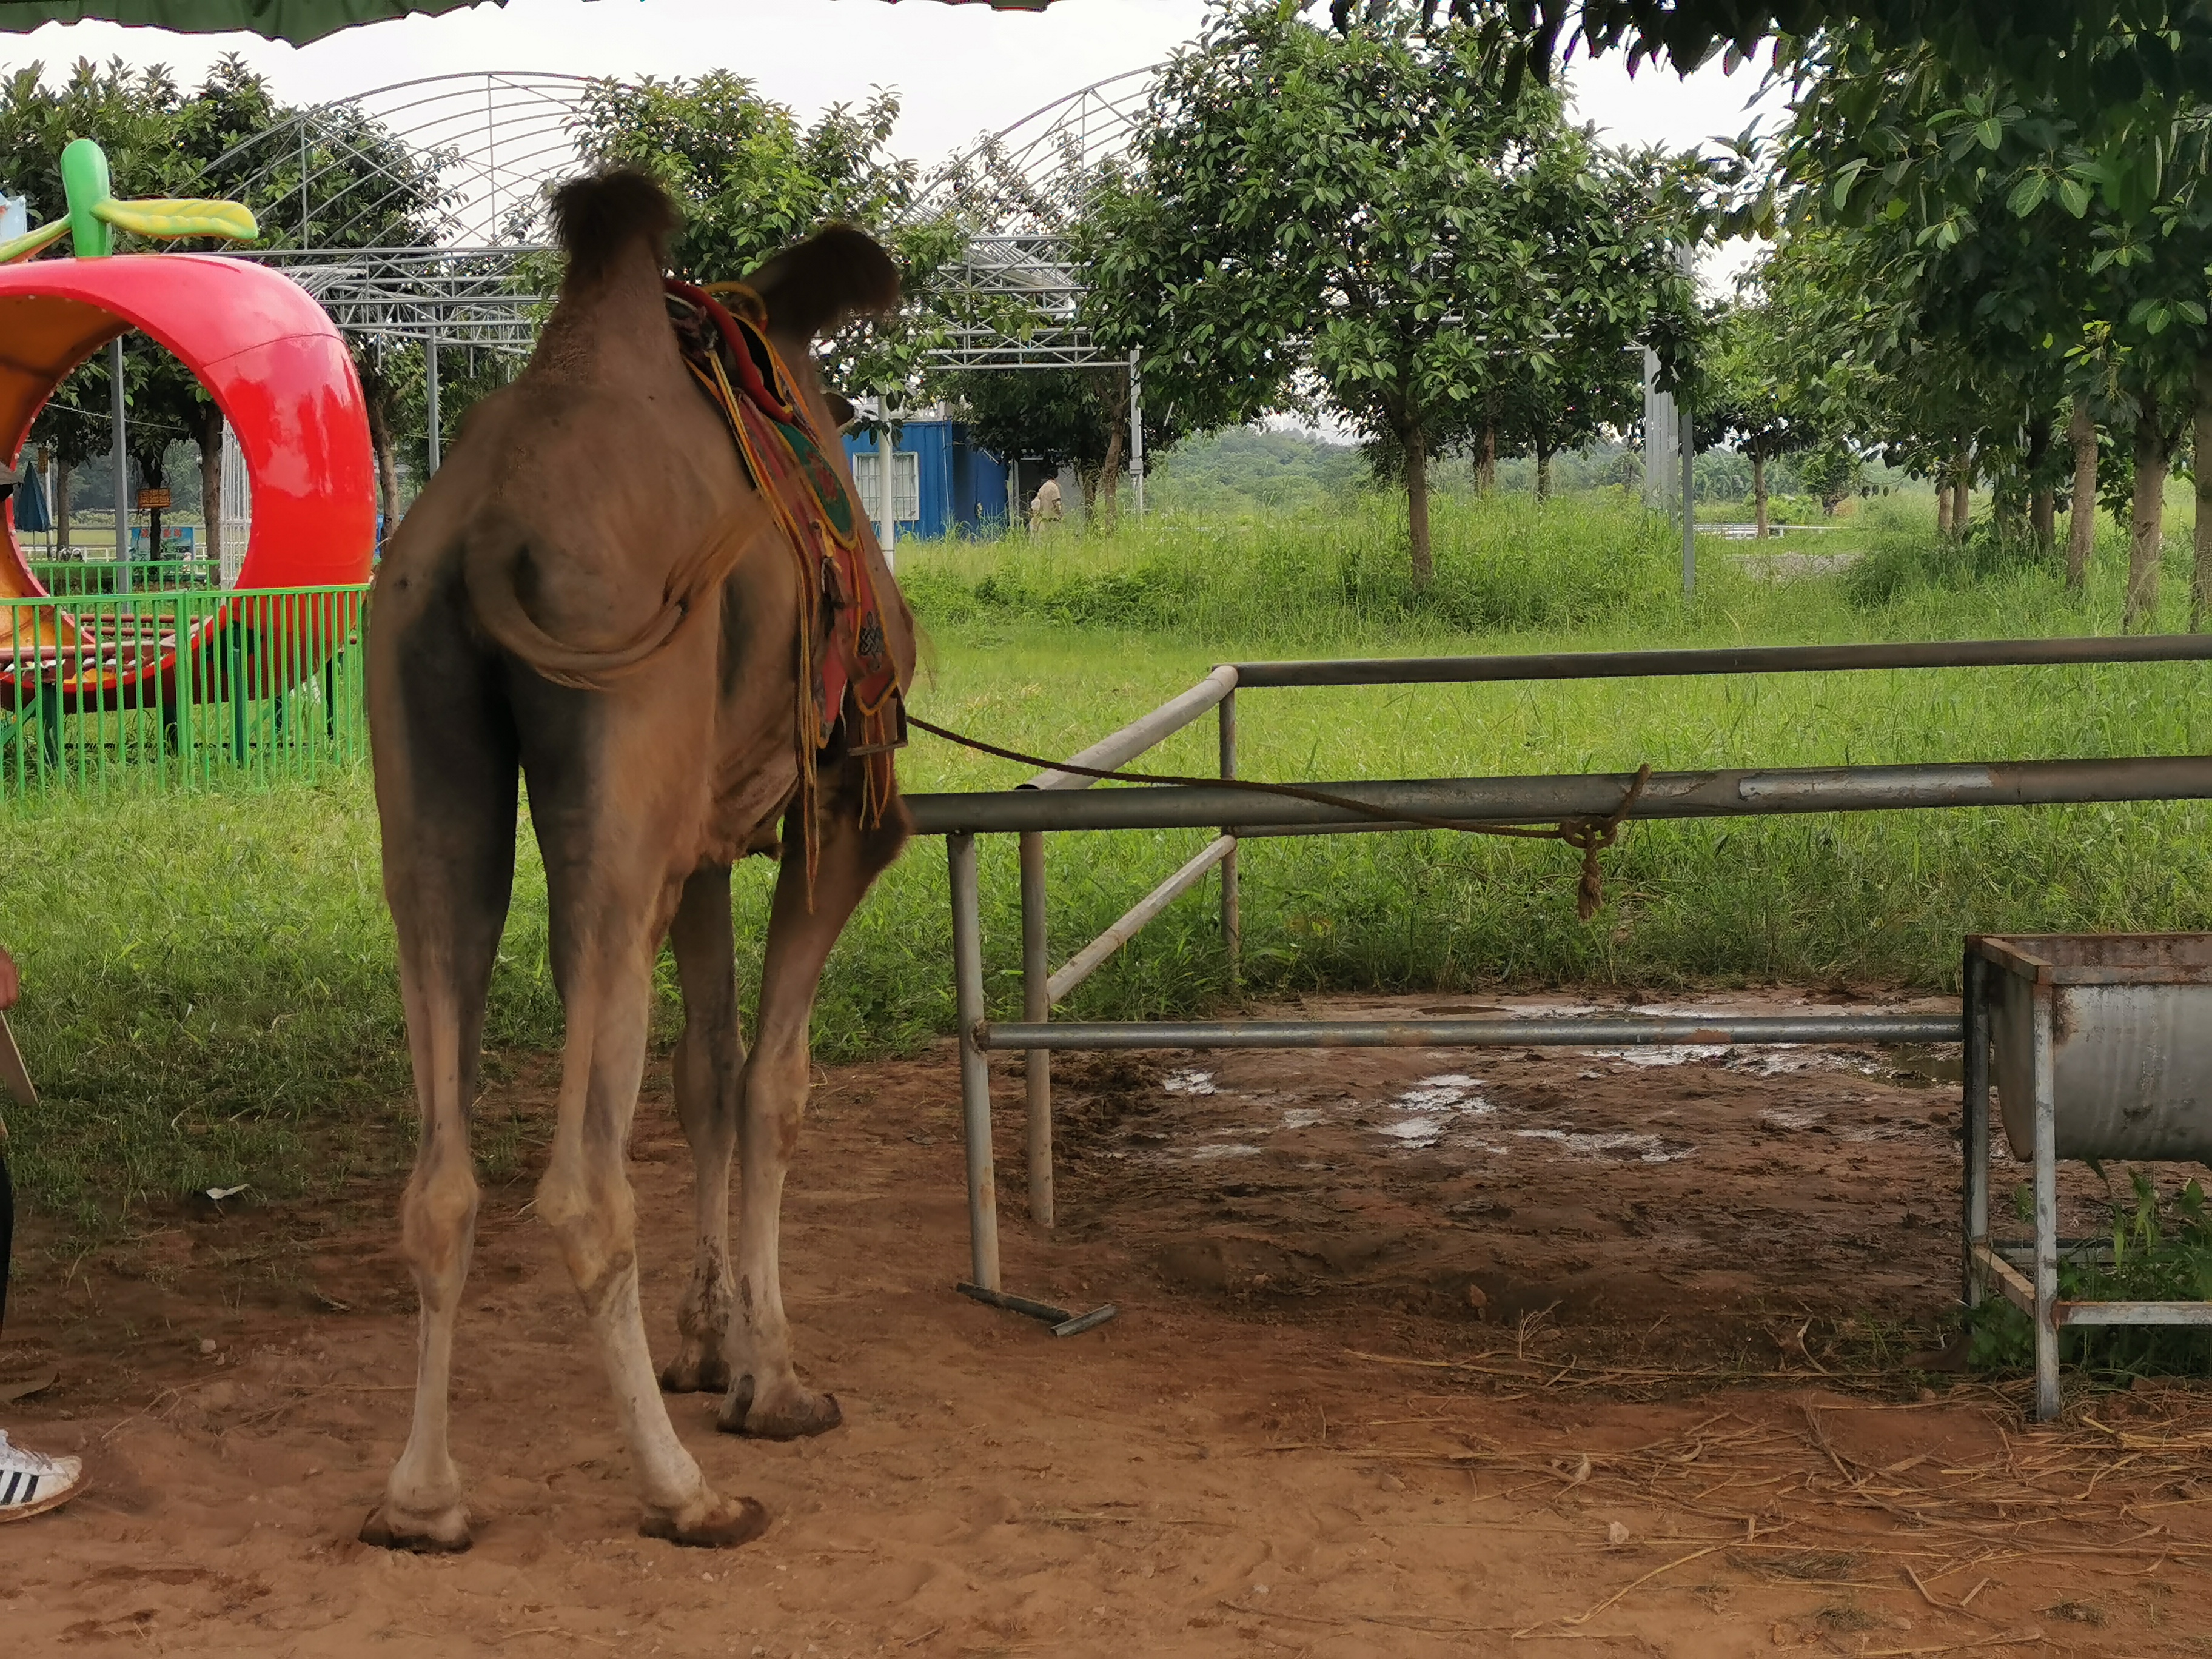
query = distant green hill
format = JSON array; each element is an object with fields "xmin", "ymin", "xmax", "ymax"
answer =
[{"xmin": 1147, "ymin": 426, "xmax": 1366, "ymax": 515}]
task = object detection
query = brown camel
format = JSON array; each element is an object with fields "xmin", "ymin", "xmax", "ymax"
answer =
[{"xmin": 362, "ymin": 170, "xmax": 914, "ymax": 1551}]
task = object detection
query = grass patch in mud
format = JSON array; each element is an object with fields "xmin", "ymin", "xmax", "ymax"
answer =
[{"xmin": 1968, "ymin": 1170, "xmax": 2212, "ymax": 1381}]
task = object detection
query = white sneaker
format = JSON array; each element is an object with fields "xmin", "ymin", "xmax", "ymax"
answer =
[{"xmin": 0, "ymin": 1429, "xmax": 84, "ymax": 1521}]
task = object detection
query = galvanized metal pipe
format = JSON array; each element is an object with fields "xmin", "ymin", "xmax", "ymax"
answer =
[
  {"xmin": 426, "ymin": 338, "xmax": 442, "ymax": 475},
  {"xmin": 947, "ymin": 833, "xmax": 1000, "ymax": 1291},
  {"xmin": 1022, "ymin": 663, "xmax": 1239, "ymax": 791},
  {"xmin": 1962, "ymin": 950, "xmax": 1991, "ymax": 1309},
  {"xmin": 2032, "ymin": 985, "xmax": 2060, "ymax": 1422},
  {"xmin": 1229, "ymin": 635, "xmax": 2212, "ymax": 689},
  {"xmin": 1019, "ymin": 829, "xmax": 1052, "ymax": 1231},
  {"xmin": 907, "ymin": 754, "xmax": 2212, "ymax": 837},
  {"xmin": 110, "ymin": 338, "xmax": 130, "ymax": 594},
  {"xmin": 2056, "ymin": 1300, "xmax": 2212, "ymax": 1326},
  {"xmin": 1218, "ymin": 688, "xmax": 1240, "ymax": 978},
  {"xmin": 977, "ymin": 1013, "xmax": 1962, "ymax": 1053},
  {"xmin": 1680, "ymin": 389, "xmax": 1695, "ymax": 598},
  {"xmin": 1043, "ymin": 836, "xmax": 1236, "ymax": 1005}
]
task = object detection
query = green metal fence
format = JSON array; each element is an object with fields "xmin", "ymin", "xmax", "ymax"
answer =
[
  {"xmin": 28, "ymin": 557, "xmax": 226, "ymax": 595},
  {"xmin": 1, "ymin": 586, "xmax": 370, "ymax": 794}
]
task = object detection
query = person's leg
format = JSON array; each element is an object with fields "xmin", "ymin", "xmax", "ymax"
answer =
[{"xmin": 1, "ymin": 1141, "xmax": 85, "ymax": 1523}]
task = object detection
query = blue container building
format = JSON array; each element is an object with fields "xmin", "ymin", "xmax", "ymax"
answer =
[{"xmin": 842, "ymin": 411, "xmax": 1015, "ymax": 544}]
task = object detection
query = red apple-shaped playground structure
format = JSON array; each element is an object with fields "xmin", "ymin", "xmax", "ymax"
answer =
[{"xmin": 0, "ymin": 143, "xmax": 374, "ymax": 773}]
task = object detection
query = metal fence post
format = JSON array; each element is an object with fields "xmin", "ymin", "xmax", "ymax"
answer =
[
  {"xmin": 1680, "ymin": 392, "xmax": 1695, "ymax": 600},
  {"xmin": 36, "ymin": 674, "xmax": 59, "ymax": 772},
  {"xmin": 1218, "ymin": 685, "xmax": 1240, "ymax": 979},
  {"xmin": 1019, "ymin": 828, "xmax": 1053, "ymax": 1231},
  {"xmin": 426, "ymin": 338, "xmax": 442, "ymax": 475},
  {"xmin": 226, "ymin": 612, "xmax": 247, "ymax": 765},
  {"xmin": 2031, "ymin": 984, "xmax": 2060, "ymax": 1423},
  {"xmin": 948, "ymin": 832, "xmax": 1001, "ymax": 1292},
  {"xmin": 1961, "ymin": 948, "xmax": 1990, "ymax": 1309},
  {"xmin": 110, "ymin": 338, "xmax": 131, "ymax": 595},
  {"xmin": 1128, "ymin": 347, "xmax": 1145, "ymax": 521}
]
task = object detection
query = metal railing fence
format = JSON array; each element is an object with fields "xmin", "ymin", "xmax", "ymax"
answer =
[
  {"xmin": 900, "ymin": 631, "xmax": 2212, "ymax": 1304},
  {"xmin": 0, "ymin": 586, "xmax": 370, "ymax": 795},
  {"xmin": 27, "ymin": 558, "xmax": 226, "ymax": 595}
]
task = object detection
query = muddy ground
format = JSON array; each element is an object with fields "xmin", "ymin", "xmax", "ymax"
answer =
[{"xmin": 3, "ymin": 990, "xmax": 2207, "ymax": 1657}]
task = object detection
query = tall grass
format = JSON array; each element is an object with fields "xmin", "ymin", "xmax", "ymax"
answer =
[
  {"xmin": 4, "ymin": 492, "xmax": 2209, "ymax": 1222},
  {"xmin": 902, "ymin": 491, "xmax": 1684, "ymax": 642}
]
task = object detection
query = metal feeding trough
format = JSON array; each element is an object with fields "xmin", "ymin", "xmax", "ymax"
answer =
[{"xmin": 1963, "ymin": 934, "xmax": 2212, "ymax": 1421}]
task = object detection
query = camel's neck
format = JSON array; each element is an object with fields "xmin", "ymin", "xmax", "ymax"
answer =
[{"xmin": 533, "ymin": 237, "xmax": 675, "ymax": 383}]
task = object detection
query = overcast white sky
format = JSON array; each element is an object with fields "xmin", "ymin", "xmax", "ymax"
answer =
[{"xmin": 0, "ymin": 0, "xmax": 1778, "ymax": 188}]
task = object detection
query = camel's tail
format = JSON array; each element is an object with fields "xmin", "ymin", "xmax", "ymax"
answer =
[{"xmin": 460, "ymin": 510, "xmax": 768, "ymax": 693}]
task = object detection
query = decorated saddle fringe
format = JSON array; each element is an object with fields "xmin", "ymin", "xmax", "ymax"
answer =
[{"xmin": 664, "ymin": 277, "xmax": 905, "ymax": 891}]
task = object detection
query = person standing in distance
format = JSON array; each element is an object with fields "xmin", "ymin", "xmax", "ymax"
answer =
[{"xmin": 1028, "ymin": 474, "xmax": 1062, "ymax": 539}]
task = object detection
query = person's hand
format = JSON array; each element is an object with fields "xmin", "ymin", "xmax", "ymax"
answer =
[{"xmin": 0, "ymin": 947, "xmax": 18, "ymax": 1011}]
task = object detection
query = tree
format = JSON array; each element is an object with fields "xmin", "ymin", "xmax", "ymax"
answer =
[
  {"xmin": 1770, "ymin": 24, "xmax": 2212, "ymax": 628},
  {"xmin": 0, "ymin": 58, "xmax": 184, "ymax": 555},
  {"xmin": 1085, "ymin": 2, "xmax": 1696, "ymax": 585},
  {"xmin": 1695, "ymin": 296, "xmax": 1808, "ymax": 538},
  {"xmin": 1483, "ymin": 136, "xmax": 1699, "ymax": 503},
  {"xmin": 183, "ymin": 54, "xmax": 453, "ymax": 540}
]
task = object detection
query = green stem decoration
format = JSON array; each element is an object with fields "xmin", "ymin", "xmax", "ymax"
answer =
[{"xmin": 0, "ymin": 138, "xmax": 258, "ymax": 264}]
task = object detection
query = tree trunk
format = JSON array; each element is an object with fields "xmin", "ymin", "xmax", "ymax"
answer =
[
  {"xmin": 1951, "ymin": 446, "xmax": 1971, "ymax": 536},
  {"xmin": 1476, "ymin": 421, "xmax": 1496, "ymax": 494},
  {"xmin": 2125, "ymin": 387, "xmax": 2168, "ymax": 632},
  {"xmin": 53, "ymin": 459, "xmax": 69, "ymax": 555},
  {"xmin": 1535, "ymin": 442, "xmax": 1552, "ymax": 502},
  {"xmin": 2066, "ymin": 396, "xmax": 2097, "ymax": 591},
  {"xmin": 2196, "ymin": 355, "xmax": 2212, "ymax": 631},
  {"xmin": 1406, "ymin": 423, "xmax": 1433, "ymax": 588},
  {"xmin": 364, "ymin": 384, "xmax": 400, "ymax": 548},
  {"xmin": 194, "ymin": 404, "xmax": 224, "ymax": 579},
  {"xmin": 1078, "ymin": 464, "xmax": 1099, "ymax": 523},
  {"xmin": 2025, "ymin": 415, "xmax": 2054, "ymax": 555},
  {"xmin": 1098, "ymin": 424, "xmax": 1125, "ymax": 534},
  {"xmin": 1752, "ymin": 451, "xmax": 1769, "ymax": 540},
  {"xmin": 1936, "ymin": 475, "xmax": 1953, "ymax": 538}
]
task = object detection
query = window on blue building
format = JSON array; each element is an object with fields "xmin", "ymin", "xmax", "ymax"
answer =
[{"xmin": 852, "ymin": 449, "xmax": 920, "ymax": 531}]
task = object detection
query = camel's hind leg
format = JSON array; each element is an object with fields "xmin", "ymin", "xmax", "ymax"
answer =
[
  {"xmin": 720, "ymin": 766, "xmax": 908, "ymax": 1439},
  {"xmin": 524, "ymin": 704, "xmax": 765, "ymax": 1547},
  {"xmin": 659, "ymin": 863, "xmax": 743, "ymax": 1396},
  {"xmin": 362, "ymin": 602, "xmax": 518, "ymax": 1554}
]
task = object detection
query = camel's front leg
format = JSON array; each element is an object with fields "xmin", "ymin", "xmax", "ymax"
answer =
[{"xmin": 719, "ymin": 776, "xmax": 908, "ymax": 1439}]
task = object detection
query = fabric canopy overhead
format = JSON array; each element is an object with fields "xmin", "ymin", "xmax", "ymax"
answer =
[{"xmin": 0, "ymin": 0, "xmax": 1056, "ymax": 45}]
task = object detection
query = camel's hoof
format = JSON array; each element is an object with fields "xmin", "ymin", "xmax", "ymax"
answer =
[
  {"xmin": 359, "ymin": 1504, "xmax": 472, "ymax": 1554},
  {"xmin": 640, "ymin": 1495, "xmax": 769, "ymax": 1549},
  {"xmin": 716, "ymin": 1376, "xmax": 842, "ymax": 1440},
  {"xmin": 659, "ymin": 1352, "xmax": 733, "ymax": 1395}
]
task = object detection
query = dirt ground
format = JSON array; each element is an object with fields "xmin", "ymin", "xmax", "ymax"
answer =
[{"xmin": 4, "ymin": 990, "xmax": 2209, "ymax": 1657}]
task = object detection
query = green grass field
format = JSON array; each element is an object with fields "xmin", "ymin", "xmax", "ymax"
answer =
[{"xmin": 4, "ymin": 489, "xmax": 2208, "ymax": 1224}]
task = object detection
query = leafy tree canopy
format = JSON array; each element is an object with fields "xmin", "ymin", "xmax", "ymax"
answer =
[
  {"xmin": 1084, "ymin": 0, "xmax": 1701, "ymax": 582},
  {"xmin": 572, "ymin": 73, "xmax": 965, "ymax": 400}
]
